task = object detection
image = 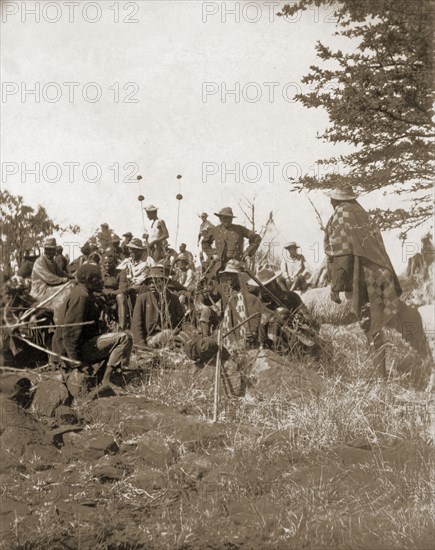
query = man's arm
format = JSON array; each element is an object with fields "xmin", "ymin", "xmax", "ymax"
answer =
[
  {"xmin": 201, "ymin": 226, "xmax": 216, "ymax": 257},
  {"xmin": 63, "ymin": 295, "xmax": 89, "ymax": 361},
  {"xmin": 241, "ymin": 227, "xmax": 262, "ymax": 259}
]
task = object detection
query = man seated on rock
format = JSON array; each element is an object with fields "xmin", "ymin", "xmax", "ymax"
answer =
[
  {"xmin": 280, "ymin": 242, "xmax": 309, "ymax": 292},
  {"xmin": 173, "ymin": 253, "xmax": 196, "ymax": 308},
  {"xmin": 30, "ymin": 237, "xmax": 72, "ymax": 301},
  {"xmin": 53, "ymin": 264, "xmax": 132, "ymax": 389},
  {"xmin": 218, "ymin": 260, "xmax": 263, "ymax": 349},
  {"xmin": 132, "ymin": 266, "xmax": 185, "ymax": 350},
  {"xmin": 248, "ymin": 266, "xmax": 319, "ymax": 355},
  {"xmin": 100, "ymin": 253, "xmax": 123, "ymax": 324},
  {"xmin": 116, "ymin": 238, "xmax": 154, "ymax": 329}
]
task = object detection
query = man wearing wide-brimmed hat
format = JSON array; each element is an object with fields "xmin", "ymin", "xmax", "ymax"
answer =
[
  {"xmin": 144, "ymin": 204, "xmax": 169, "ymax": 263},
  {"xmin": 247, "ymin": 265, "xmax": 318, "ymax": 354},
  {"xmin": 201, "ymin": 206, "xmax": 261, "ymax": 269},
  {"xmin": 218, "ymin": 259, "xmax": 263, "ymax": 348},
  {"xmin": 324, "ymin": 183, "xmax": 405, "ymax": 376},
  {"xmin": 115, "ymin": 237, "xmax": 154, "ymax": 329},
  {"xmin": 280, "ymin": 242, "xmax": 310, "ymax": 291},
  {"xmin": 132, "ymin": 265, "xmax": 184, "ymax": 349},
  {"xmin": 30, "ymin": 237, "xmax": 71, "ymax": 301}
]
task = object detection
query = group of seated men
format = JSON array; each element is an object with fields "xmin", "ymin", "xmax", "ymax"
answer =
[{"xmin": 17, "ymin": 204, "xmax": 319, "ymax": 387}]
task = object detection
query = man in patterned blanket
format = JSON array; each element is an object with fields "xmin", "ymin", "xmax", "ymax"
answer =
[{"xmin": 324, "ymin": 183, "xmax": 429, "ymax": 376}]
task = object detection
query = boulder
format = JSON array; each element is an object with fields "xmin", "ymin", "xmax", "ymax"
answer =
[
  {"xmin": 54, "ymin": 405, "xmax": 79, "ymax": 425},
  {"xmin": 65, "ymin": 369, "xmax": 95, "ymax": 399},
  {"xmin": 132, "ymin": 470, "xmax": 165, "ymax": 492},
  {"xmin": 0, "ymin": 395, "xmax": 59, "ymax": 472},
  {"xmin": 83, "ymin": 435, "xmax": 119, "ymax": 461},
  {"xmin": 134, "ymin": 431, "xmax": 174, "ymax": 468},
  {"xmin": 31, "ymin": 377, "xmax": 70, "ymax": 417},
  {"xmin": 247, "ymin": 349, "xmax": 324, "ymax": 399},
  {"xmin": 302, "ymin": 287, "xmax": 356, "ymax": 325}
]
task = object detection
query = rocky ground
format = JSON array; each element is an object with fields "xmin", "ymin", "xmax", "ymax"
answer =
[{"xmin": 0, "ymin": 324, "xmax": 434, "ymax": 549}]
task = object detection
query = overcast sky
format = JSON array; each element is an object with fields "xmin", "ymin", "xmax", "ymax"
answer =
[{"xmin": 1, "ymin": 0, "xmax": 428, "ymax": 272}]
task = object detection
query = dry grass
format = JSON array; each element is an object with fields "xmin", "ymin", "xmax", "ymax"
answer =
[{"xmin": 1, "ymin": 322, "xmax": 434, "ymax": 550}]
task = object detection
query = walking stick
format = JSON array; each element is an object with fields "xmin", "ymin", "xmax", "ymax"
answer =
[{"xmin": 213, "ymin": 325, "xmax": 223, "ymax": 423}]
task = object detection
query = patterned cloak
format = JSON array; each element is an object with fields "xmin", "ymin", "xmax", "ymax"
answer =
[{"xmin": 324, "ymin": 201, "xmax": 402, "ymax": 336}]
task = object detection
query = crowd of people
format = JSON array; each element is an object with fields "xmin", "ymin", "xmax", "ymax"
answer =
[{"xmin": 6, "ymin": 186, "xmax": 429, "ymax": 388}]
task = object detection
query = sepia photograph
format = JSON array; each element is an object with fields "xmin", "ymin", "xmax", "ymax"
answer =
[{"xmin": 0, "ymin": 0, "xmax": 434, "ymax": 548}]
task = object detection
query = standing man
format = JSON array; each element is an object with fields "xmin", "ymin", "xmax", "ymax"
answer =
[
  {"xmin": 144, "ymin": 204, "xmax": 169, "ymax": 263},
  {"xmin": 53, "ymin": 264, "xmax": 132, "ymax": 389},
  {"xmin": 324, "ymin": 184, "xmax": 403, "ymax": 376},
  {"xmin": 201, "ymin": 207, "xmax": 261, "ymax": 270},
  {"xmin": 96, "ymin": 223, "xmax": 113, "ymax": 253},
  {"xmin": 177, "ymin": 243, "xmax": 194, "ymax": 267},
  {"xmin": 31, "ymin": 237, "xmax": 71, "ymax": 301},
  {"xmin": 121, "ymin": 232, "xmax": 133, "ymax": 258}
]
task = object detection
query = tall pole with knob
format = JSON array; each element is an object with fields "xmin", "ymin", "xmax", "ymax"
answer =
[{"xmin": 175, "ymin": 174, "xmax": 183, "ymax": 249}]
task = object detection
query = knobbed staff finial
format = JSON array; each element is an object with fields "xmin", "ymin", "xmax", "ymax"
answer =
[
  {"xmin": 137, "ymin": 175, "xmax": 146, "ymax": 233},
  {"xmin": 175, "ymin": 175, "xmax": 183, "ymax": 248}
]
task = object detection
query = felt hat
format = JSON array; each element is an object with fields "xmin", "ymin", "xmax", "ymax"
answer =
[
  {"xmin": 111, "ymin": 234, "xmax": 121, "ymax": 243},
  {"xmin": 122, "ymin": 232, "xmax": 133, "ymax": 238},
  {"xmin": 42, "ymin": 237, "xmax": 57, "ymax": 248},
  {"xmin": 144, "ymin": 204, "xmax": 158, "ymax": 212},
  {"xmin": 325, "ymin": 183, "xmax": 358, "ymax": 201},
  {"xmin": 219, "ymin": 259, "xmax": 242, "ymax": 275},
  {"xmin": 284, "ymin": 242, "xmax": 299, "ymax": 249},
  {"xmin": 214, "ymin": 207, "xmax": 236, "ymax": 218},
  {"xmin": 144, "ymin": 266, "xmax": 168, "ymax": 281},
  {"xmin": 128, "ymin": 238, "xmax": 145, "ymax": 250},
  {"xmin": 248, "ymin": 266, "xmax": 281, "ymax": 287}
]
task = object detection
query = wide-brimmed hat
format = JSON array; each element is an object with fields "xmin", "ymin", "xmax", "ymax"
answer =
[
  {"xmin": 128, "ymin": 238, "xmax": 145, "ymax": 250},
  {"xmin": 284, "ymin": 242, "xmax": 299, "ymax": 249},
  {"xmin": 42, "ymin": 237, "xmax": 57, "ymax": 248},
  {"xmin": 122, "ymin": 232, "xmax": 133, "ymax": 238},
  {"xmin": 144, "ymin": 204, "xmax": 158, "ymax": 212},
  {"xmin": 144, "ymin": 266, "xmax": 168, "ymax": 281},
  {"xmin": 248, "ymin": 266, "xmax": 281, "ymax": 287},
  {"xmin": 215, "ymin": 207, "xmax": 236, "ymax": 219},
  {"xmin": 219, "ymin": 259, "xmax": 242, "ymax": 275},
  {"xmin": 325, "ymin": 183, "xmax": 358, "ymax": 201}
]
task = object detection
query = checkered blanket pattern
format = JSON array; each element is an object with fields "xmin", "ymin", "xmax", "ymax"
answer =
[
  {"xmin": 222, "ymin": 291, "xmax": 247, "ymax": 344},
  {"xmin": 325, "ymin": 204, "xmax": 354, "ymax": 256},
  {"xmin": 364, "ymin": 264, "xmax": 400, "ymax": 320}
]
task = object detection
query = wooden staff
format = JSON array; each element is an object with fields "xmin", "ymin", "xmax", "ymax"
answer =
[
  {"xmin": 14, "ymin": 335, "xmax": 81, "ymax": 365},
  {"xmin": 19, "ymin": 281, "xmax": 73, "ymax": 322},
  {"xmin": 212, "ymin": 325, "xmax": 223, "ymax": 423}
]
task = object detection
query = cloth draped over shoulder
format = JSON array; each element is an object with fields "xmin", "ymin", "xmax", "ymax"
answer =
[
  {"xmin": 30, "ymin": 255, "xmax": 67, "ymax": 301},
  {"xmin": 324, "ymin": 201, "xmax": 402, "ymax": 336}
]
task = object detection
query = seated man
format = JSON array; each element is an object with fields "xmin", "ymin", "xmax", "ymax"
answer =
[
  {"xmin": 116, "ymin": 238, "xmax": 153, "ymax": 329},
  {"xmin": 31, "ymin": 237, "xmax": 71, "ymax": 301},
  {"xmin": 173, "ymin": 253, "xmax": 196, "ymax": 308},
  {"xmin": 132, "ymin": 266, "xmax": 184, "ymax": 349},
  {"xmin": 219, "ymin": 260, "xmax": 263, "ymax": 349},
  {"xmin": 248, "ymin": 266, "xmax": 319, "ymax": 354},
  {"xmin": 100, "ymin": 253, "xmax": 123, "ymax": 324},
  {"xmin": 280, "ymin": 242, "xmax": 309, "ymax": 292},
  {"xmin": 53, "ymin": 264, "xmax": 132, "ymax": 388}
]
